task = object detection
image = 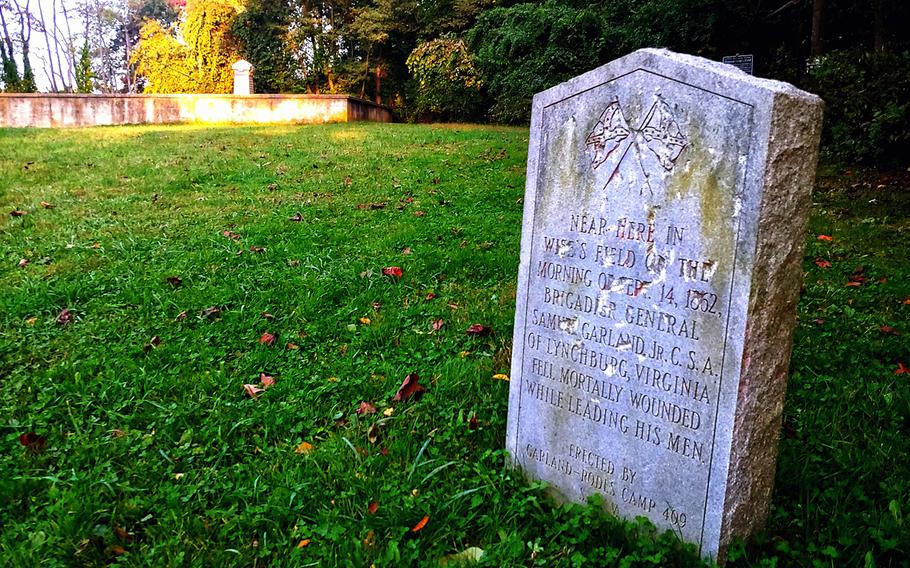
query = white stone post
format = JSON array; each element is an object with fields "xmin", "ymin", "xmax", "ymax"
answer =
[{"xmin": 232, "ymin": 60, "xmax": 254, "ymax": 95}]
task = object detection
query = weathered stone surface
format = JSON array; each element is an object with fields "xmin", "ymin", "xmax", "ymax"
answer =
[{"xmin": 506, "ymin": 48, "xmax": 822, "ymax": 561}]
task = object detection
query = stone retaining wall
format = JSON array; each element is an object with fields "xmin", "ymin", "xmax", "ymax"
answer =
[{"xmin": 0, "ymin": 94, "xmax": 392, "ymax": 128}]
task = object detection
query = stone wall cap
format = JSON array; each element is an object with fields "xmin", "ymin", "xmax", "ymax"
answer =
[{"xmin": 232, "ymin": 60, "xmax": 254, "ymax": 72}]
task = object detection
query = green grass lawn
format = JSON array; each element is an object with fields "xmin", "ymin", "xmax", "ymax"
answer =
[{"xmin": 0, "ymin": 123, "xmax": 908, "ymax": 567}]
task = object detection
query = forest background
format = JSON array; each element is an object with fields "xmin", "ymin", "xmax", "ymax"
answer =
[{"xmin": 0, "ymin": 0, "xmax": 908, "ymax": 165}]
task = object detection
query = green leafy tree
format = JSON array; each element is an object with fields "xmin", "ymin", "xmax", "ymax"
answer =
[
  {"xmin": 348, "ymin": 0, "xmax": 418, "ymax": 103},
  {"xmin": 414, "ymin": 0, "xmax": 494, "ymax": 39},
  {"xmin": 75, "ymin": 41, "xmax": 94, "ymax": 93},
  {"xmin": 406, "ymin": 37, "xmax": 483, "ymax": 121},
  {"xmin": 232, "ymin": 0, "xmax": 300, "ymax": 93},
  {"xmin": 0, "ymin": 1, "xmax": 21, "ymax": 91},
  {"xmin": 468, "ymin": 2, "xmax": 613, "ymax": 123},
  {"xmin": 0, "ymin": 0, "xmax": 35, "ymax": 92}
]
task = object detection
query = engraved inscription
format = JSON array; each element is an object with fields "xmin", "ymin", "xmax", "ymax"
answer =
[{"xmin": 516, "ymin": 89, "xmax": 738, "ymax": 546}]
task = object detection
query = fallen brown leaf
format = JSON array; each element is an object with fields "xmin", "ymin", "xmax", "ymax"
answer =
[
  {"xmin": 19, "ymin": 432, "xmax": 47, "ymax": 453},
  {"xmin": 10, "ymin": 210, "xmax": 27, "ymax": 217},
  {"xmin": 56, "ymin": 308, "xmax": 74, "ymax": 326},
  {"xmin": 392, "ymin": 372, "xmax": 426, "ymax": 402},
  {"xmin": 295, "ymin": 441, "xmax": 314, "ymax": 454},
  {"xmin": 201, "ymin": 306, "xmax": 221, "ymax": 319},
  {"xmin": 260, "ymin": 373, "xmax": 276, "ymax": 388},
  {"xmin": 411, "ymin": 515, "xmax": 429, "ymax": 533},
  {"xmin": 368, "ymin": 423, "xmax": 380, "ymax": 444},
  {"xmin": 356, "ymin": 401, "xmax": 377, "ymax": 415},
  {"xmin": 114, "ymin": 526, "xmax": 136, "ymax": 542},
  {"xmin": 40, "ymin": 201, "xmax": 55, "ymax": 209},
  {"xmin": 466, "ymin": 324, "xmax": 491, "ymax": 336},
  {"xmin": 243, "ymin": 384, "xmax": 263, "ymax": 398},
  {"xmin": 431, "ymin": 319, "xmax": 444, "ymax": 332},
  {"xmin": 259, "ymin": 332, "xmax": 276, "ymax": 346},
  {"xmin": 368, "ymin": 501, "xmax": 379, "ymax": 515},
  {"xmin": 382, "ymin": 266, "xmax": 403, "ymax": 278}
]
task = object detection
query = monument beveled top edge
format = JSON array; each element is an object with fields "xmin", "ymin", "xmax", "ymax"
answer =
[{"xmin": 531, "ymin": 48, "xmax": 822, "ymax": 110}]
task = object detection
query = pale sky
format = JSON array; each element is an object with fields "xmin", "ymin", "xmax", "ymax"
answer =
[{"xmin": 4, "ymin": 0, "xmax": 89, "ymax": 92}]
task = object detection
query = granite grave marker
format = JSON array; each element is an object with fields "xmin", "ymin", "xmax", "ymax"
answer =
[{"xmin": 506, "ymin": 49, "xmax": 822, "ymax": 561}]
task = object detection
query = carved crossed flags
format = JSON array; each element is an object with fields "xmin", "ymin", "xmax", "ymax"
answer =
[{"xmin": 585, "ymin": 97, "xmax": 688, "ymax": 195}]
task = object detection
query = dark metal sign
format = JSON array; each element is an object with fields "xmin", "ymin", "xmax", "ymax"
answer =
[{"xmin": 722, "ymin": 54, "xmax": 754, "ymax": 75}]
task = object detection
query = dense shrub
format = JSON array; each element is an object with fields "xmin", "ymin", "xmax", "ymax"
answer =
[
  {"xmin": 406, "ymin": 37, "xmax": 485, "ymax": 122},
  {"xmin": 808, "ymin": 50, "xmax": 910, "ymax": 165},
  {"xmin": 467, "ymin": 3, "xmax": 614, "ymax": 124},
  {"xmin": 466, "ymin": 0, "xmax": 742, "ymax": 125}
]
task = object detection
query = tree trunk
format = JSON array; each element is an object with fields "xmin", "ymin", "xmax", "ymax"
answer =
[
  {"xmin": 374, "ymin": 64, "xmax": 381, "ymax": 105},
  {"xmin": 36, "ymin": 0, "xmax": 59, "ymax": 91},
  {"xmin": 123, "ymin": 10, "xmax": 132, "ymax": 93},
  {"xmin": 15, "ymin": 0, "xmax": 36, "ymax": 91},
  {"xmin": 0, "ymin": 6, "xmax": 15, "ymax": 63},
  {"xmin": 872, "ymin": 0, "xmax": 886, "ymax": 52},
  {"xmin": 60, "ymin": 0, "xmax": 77, "ymax": 86},
  {"xmin": 50, "ymin": 0, "xmax": 72, "ymax": 90},
  {"xmin": 810, "ymin": 0, "xmax": 825, "ymax": 57}
]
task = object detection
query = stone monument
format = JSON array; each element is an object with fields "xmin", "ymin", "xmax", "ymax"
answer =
[
  {"xmin": 232, "ymin": 60, "xmax": 254, "ymax": 95},
  {"xmin": 506, "ymin": 48, "xmax": 822, "ymax": 561}
]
